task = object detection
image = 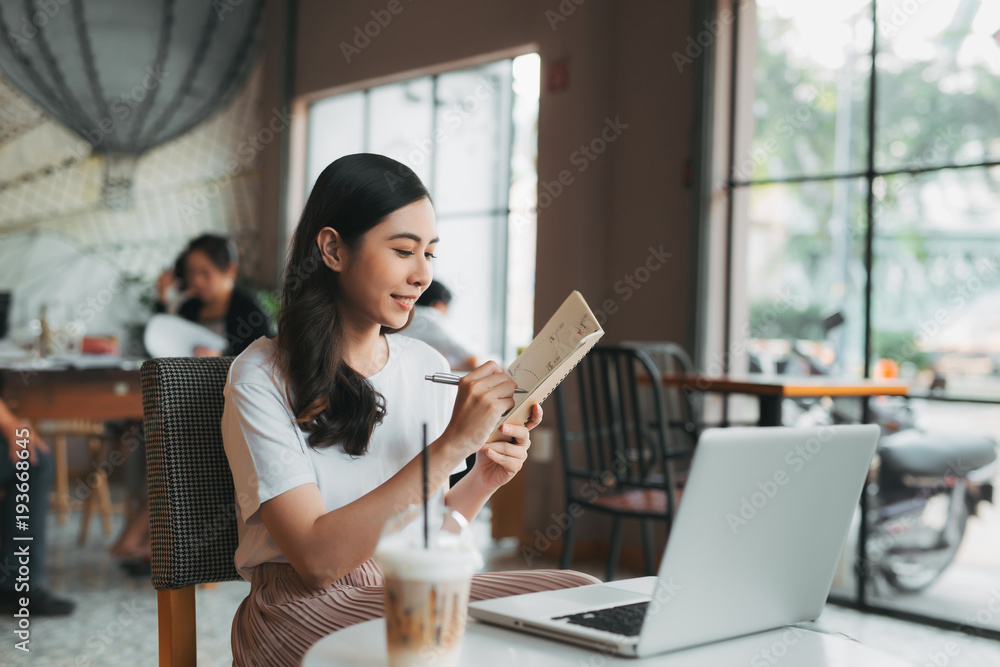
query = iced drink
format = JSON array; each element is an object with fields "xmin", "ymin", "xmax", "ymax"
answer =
[{"xmin": 375, "ymin": 507, "xmax": 481, "ymax": 667}]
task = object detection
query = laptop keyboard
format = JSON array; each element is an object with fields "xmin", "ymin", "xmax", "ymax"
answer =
[{"xmin": 552, "ymin": 601, "xmax": 650, "ymax": 637}]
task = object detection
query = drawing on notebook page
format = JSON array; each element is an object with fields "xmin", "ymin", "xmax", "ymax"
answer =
[{"xmin": 491, "ymin": 291, "xmax": 604, "ymax": 440}]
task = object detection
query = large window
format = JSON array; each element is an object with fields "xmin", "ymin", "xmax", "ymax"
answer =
[
  {"xmin": 729, "ymin": 0, "xmax": 1000, "ymax": 385},
  {"xmin": 302, "ymin": 54, "xmax": 541, "ymax": 364},
  {"xmin": 717, "ymin": 0, "xmax": 1000, "ymax": 632}
]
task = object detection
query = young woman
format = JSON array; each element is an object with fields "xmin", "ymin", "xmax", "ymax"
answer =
[
  {"xmin": 111, "ymin": 236, "xmax": 276, "ymax": 572},
  {"xmin": 155, "ymin": 233, "xmax": 273, "ymax": 357},
  {"xmin": 222, "ymin": 154, "xmax": 599, "ymax": 666},
  {"xmin": 0, "ymin": 398, "xmax": 74, "ymax": 615}
]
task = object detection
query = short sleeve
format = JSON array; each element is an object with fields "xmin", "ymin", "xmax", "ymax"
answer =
[{"xmin": 222, "ymin": 380, "xmax": 317, "ymax": 525}]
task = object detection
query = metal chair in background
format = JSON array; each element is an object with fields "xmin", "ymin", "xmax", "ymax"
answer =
[
  {"xmin": 621, "ymin": 340, "xmax": 702, "ymax": 455},
  {"xmin": 554, "ymin": 346, "xmax": 693, "ymax": 581}
]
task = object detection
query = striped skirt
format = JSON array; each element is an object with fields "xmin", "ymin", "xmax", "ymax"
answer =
[{"xmin": 231, "ymin": 559, "xmax": 602, "ymax": 666}]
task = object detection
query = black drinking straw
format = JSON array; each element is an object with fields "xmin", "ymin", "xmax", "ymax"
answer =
[{"xmin": 422, "ymin": 422, "xmax": 429, "ymax": 550}]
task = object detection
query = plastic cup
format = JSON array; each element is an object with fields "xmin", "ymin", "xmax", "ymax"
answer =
[{"xmin": 375, "ymin": 506, "xmax": 482, "ymax": 667}]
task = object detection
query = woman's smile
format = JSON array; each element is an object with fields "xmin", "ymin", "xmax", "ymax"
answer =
[{"xmin": 391, "ymin": 294, "xmax": 417, "ymax": 309}]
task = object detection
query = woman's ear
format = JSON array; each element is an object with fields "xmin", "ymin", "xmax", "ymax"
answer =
[{"xmin": 317, "ymin": 227, "xmax": 347, "ymax": 272}]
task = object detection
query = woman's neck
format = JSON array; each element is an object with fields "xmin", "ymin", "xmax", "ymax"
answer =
[{"xmin": 340, "ymin": 322, "xmax": 388, "ymax": 378}]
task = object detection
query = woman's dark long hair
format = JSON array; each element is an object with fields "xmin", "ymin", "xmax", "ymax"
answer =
[{"xmin": 277, "ymin": 153, "xmax": 430, "ymax": 455}]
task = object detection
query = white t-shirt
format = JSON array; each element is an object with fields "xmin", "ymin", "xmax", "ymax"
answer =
[{"xmin": 221, "ymin": 334, "xmax": 461, "ymax": 580}]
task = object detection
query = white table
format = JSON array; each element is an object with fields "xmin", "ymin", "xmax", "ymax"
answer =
[{"xmin": 302, "ymin": 617, "xmax": 916, "ymax": 666}]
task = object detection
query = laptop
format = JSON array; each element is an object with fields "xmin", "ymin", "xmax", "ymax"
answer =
[{"xmin": 469, "ymin": 424, "xmax": 880, "ymax": 658}]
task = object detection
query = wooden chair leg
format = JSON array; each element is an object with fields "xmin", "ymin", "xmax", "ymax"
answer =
[
  {"xmin": 92, "ymin": 437, "xmax": 114, "ymax": 536},
  {"xmin": 78, "ymin": 472, "xmax": 113, "ymax": 545},
  {"xmin": 79, "ymin": 436, "xmax": 97, "ymax": 545},
  {"xmin": 606, "ymin": 517, "xmax": 624, "ymax": 582},
  {"xmin": 79, "ymin": 489, "xmax": 94, "ymax": 546},
  {"xmin": 158, "ymin": 587, "xmax": 196, "ymax": 667},
  {"xmin": 52, "ymin": 434, "xmax": 70, "ymax": 524},
  {"xmin": 97, "ymin": 473, "xmax": 114, "ymax": 536},
  {"xmin": 79, "ymin": 436, "xmax": 113, "ymax": 545}
]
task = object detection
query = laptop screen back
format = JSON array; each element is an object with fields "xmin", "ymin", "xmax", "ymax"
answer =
[{"xmin": 635, "ymin": 424, "xmax": 879, "ymax": 657}]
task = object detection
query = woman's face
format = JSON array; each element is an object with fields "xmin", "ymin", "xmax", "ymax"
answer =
[
  {"xmin": 184, "ymin": 249, "xmax": 236, "ymax": 304},
  {"xmin": 333, "ymin": 198, "xmax": 438, "ymax": 332}
]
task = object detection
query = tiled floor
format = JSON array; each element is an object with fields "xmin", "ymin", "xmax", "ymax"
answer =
[{"xmin": 2, "ymin": 510, "xmax": 1000, "ymax": 666}]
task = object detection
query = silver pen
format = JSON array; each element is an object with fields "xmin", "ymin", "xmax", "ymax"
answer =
[{"xmin": 424, "ymin": 372, "xmax": 528, "ymax": 393}]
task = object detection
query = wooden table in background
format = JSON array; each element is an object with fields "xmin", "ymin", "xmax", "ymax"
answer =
[
  {"xmin": 660, "ymin": 374, "xmax": 909, "ymax": 426},
  {"xmin": 1, "ymin": 364, "xmax": 144, "ymax": 527},
  {"xmin": 0, "ymin": 366, "xmax": 144, "ymax": 421}
]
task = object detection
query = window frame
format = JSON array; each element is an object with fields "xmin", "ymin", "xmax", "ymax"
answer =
[{"xmin": 710, "ymin": 0, "xmax": 1000, "ymax": 638}]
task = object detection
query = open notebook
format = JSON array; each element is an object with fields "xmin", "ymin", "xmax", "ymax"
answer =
[{"xmin": 490, "ymin": 291, "xmax": 604, "ymax": 440}]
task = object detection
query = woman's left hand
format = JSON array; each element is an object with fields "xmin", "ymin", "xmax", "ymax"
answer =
[{"xmin": 474, "ymin": 403, "xmax": 543, "ymax": 489}]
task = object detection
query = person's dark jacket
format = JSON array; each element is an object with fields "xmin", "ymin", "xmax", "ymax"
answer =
[{"xmin": 155, "ymin": 286, "xmax": 273, "ymax": 356}]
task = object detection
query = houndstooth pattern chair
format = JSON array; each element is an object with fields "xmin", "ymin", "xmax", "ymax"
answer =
[{"xmin": 141, "ymin": 356, "xmax": 240, "ymax": 666}]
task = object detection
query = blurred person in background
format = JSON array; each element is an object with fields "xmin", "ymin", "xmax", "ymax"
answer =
[
  {"xmin": 108, "ymin": 420, "xmax": 152, "ymax": 575},
  {"xmin": 0, "ymin": 397, "xmax": 74, "ymax": 615},
  {"xmin": 406, "ymin": 280, "xmax": 479, "ymax": 371},
  {"xmin": 155, "ymin": 233, "xmax": 273, "ymax": 357},
  {"xmin": 111, "ymin": 233, "xmax": 275, "ymax": 574}
]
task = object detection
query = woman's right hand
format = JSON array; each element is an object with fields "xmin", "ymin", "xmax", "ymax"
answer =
[{"xmin": 443, "ymin": 361, "xmax": 517, "ymax": 457}]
